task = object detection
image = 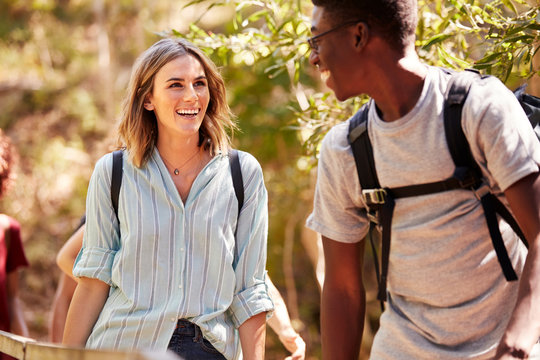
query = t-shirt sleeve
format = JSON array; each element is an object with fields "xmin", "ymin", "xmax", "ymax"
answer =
[
  {"xmin": 463, "ymin": 77, "xmax": 540, "ymax": 192},
  {"xmin": 73, "ymin": 153, "xmax": 120, "ymax": 285},
  {"xmin": 305, "ymin": 122, "xmax": 369, "ymax": 243},
  {"xmin": 5, "ymin": 218, "xmax": 29, "ymax": 274}
]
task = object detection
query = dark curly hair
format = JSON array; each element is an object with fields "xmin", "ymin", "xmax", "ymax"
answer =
[
  {"xmin": 0, "ymin": 130, "xmax": 15, "ymax": 199},
  {"xmin": 311, "ymin": 0, "xmax": 418, "ymax": 50}
]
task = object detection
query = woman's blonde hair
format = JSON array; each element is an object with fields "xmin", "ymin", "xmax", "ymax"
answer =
[{"xmin": 117, "ymin": 38, "xmax": 236, "ymax": 167}]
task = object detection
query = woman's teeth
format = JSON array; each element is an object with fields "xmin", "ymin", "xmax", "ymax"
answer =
[{"xmin": 176, "ymin": 109, "xmax": 199, "ymax": 116}]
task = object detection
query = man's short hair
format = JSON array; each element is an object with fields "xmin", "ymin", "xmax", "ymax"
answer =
[{"xmin": 312, "ymin": 0, "xmax": 418, "ymax": 50}]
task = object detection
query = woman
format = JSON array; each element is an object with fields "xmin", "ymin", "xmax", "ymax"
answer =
[
  {"xmin": 62, "ymin": 38, "xmax": 273, "ymax": 360},
  {"xmin": 55, "ymin": 221, "xmax": 306, "ymax": 359}
]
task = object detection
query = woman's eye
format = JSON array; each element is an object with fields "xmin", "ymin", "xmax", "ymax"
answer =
[
  {"xmin": 194, "ymin": 81, "xmax": 207, "ymax": 87},
  {"xmin": 170, "ymin": 83, "xmax": 182, "ymax": 88}
]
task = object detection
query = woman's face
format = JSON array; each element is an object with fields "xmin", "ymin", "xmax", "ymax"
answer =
[{"xmin": 144, "ymin": 54, "xmax": 210, "ymax": 140}]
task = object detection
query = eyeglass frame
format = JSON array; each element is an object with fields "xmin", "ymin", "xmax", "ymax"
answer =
[{"xmin": 307, "ymin": 19, "xmax": 363, "ymax": 52}]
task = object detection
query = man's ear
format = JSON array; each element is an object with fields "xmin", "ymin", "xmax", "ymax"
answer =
[{"xmin": 353, "ymin": 22, "xmax": 369, "ymax": 50}]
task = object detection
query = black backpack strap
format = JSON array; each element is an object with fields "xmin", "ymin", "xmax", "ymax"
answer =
[
  {"xmin": 228, "ymin": 149, "xmax": 244, "ymax": 215},
  {"xmin": 514, "ymin": 84, "xmax": 540, "ymax": 130},
  {"xmin": 348, "ymin": 104, "xmax": 393, "ymax": 306},
  {"xmin": 444, "ymin": 70, "xmax": 527, "ymax": 281},
  {"xmin": 444, "ymin": 69, "xmax": 483, "ymax": 175},
  {"xmin": 111, "ymin": 150, "xmax": 123, "ymax": 224},
  {"xmin": 228, "ymin": 149, "xmax": 244, "ymax": 266},
  {"xmin": 348, "ymin": 103, "xmax": 381, "ymax": 190}
]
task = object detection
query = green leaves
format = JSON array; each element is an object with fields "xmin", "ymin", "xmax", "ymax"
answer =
[{"xmin": 178, "ymin": 0, "xmax": 539, "ymax": 161}]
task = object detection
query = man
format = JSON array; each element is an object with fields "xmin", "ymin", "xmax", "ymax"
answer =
[{"xmin": 304, "ymin": 0, "xmax": 540, "ymax": 359}]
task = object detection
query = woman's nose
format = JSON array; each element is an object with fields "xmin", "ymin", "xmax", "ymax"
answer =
[{"xmin": 184, "ymin": 85, "xmax": 198, "ymax": 101}]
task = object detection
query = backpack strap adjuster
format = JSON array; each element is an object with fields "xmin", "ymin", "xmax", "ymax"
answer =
[
  {"xmin": 453, "ymin": 166, "xmax": 480, "ymax": 189},
  {"xmin": 472, "ymin": 183, "xmax": 490, "ymax": 200},
  {"xmin": 362, "ymin": 188, "xmax": 387, "ymax": 206}
]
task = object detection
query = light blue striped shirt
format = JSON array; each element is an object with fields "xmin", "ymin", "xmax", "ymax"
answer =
[{"xmin": 74, "ymin": 148, "xmax": 274, "ymax": 360}]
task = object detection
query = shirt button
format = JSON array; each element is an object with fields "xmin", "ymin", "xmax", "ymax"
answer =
[
  {"xmin": 180, "ymin": 248, "xmax": 185, "ymax": 252},
  {"xmin": 178, "ymin": 284, "xmax": 183, "ymax": 289},
  {"xmin": 171, "ymin": 317, "xmax": 176, "ymax": 322}
]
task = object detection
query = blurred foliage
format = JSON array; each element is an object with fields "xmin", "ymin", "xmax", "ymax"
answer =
[{"xmin": 0, "ymin": 0, "xmax": 538, "ymax": 359}]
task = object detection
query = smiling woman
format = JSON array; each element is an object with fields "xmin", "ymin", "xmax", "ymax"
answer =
[{"xmin": 61, "ymin": 38, "xmax": 274, "ymax": 360}]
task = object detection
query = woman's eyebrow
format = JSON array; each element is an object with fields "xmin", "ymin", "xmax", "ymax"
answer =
[{"xmin": 166, "ymin": 75, "xmax": 207, "ymax": 82}]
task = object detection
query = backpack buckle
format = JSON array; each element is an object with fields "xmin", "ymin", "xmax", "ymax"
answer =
[
  {"xmin": 454, "ymin": 167, "xmax": 479, "ymax": 189},
  {"xmin": 366, "ymin": 209, "xmax": 379, "ymax": 225},
  {"xmin": 362, "ymin": 188, "xmax": 387, "ymax": 206},
  {"xmin": 472, "ymin": 183, "xmax": 490, "ymax": 200}
]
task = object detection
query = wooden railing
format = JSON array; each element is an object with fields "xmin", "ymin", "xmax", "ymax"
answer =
[{"xmin": 0, "ymin": 330, "xmax": 180, "ymax": 360}]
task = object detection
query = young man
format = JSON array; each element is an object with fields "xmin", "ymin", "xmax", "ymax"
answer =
[{"xmin": 304, "ymin": 0, "xmax": 540, "ymax": 359}]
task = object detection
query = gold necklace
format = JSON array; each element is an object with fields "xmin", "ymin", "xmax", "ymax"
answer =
[{"xmin": 161, "ymin": 147, "xmax": 201, "ymax": 176}]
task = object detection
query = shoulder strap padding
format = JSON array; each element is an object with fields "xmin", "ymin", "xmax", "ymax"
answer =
[
  {"xmin": 514, "ymin": 84, "xmax": 540, "ymax": 130},
  {"xmin": 443, "ymin": 69, "xmax": 483, "ymax": 173},
  {"xmin": 228, "ymin": 149, "xmax": 244, "ymax": 215},
  {"xmin": 348, "ymin": 103, "xmax": 381, "ymax": 190},
  {"xmin": 111, "ymin": 150, "xmax": 123, "ymax": 223}
]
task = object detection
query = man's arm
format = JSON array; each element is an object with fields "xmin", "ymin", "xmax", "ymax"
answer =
[
  {"xmin": 497, "ymin": 171, "xmax": 540, "ymax": 359},
  {"xmin": 238, "ymin": 312, "xmax": 267, "ymax": 360},
  {"xmin": 321, "ymin": 236, "xmax": 366, "ymax": 360}
]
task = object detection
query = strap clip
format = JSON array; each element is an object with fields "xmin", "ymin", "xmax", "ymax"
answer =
[
  {"xmin": 454, "ymin": 167, "xmax": 479, "ymax": 189},
  {"xmin": 362, "ymin": 188, "xmax": 387, "ymax": 206},
  {"xmin": 472, "ymin": 183, "xmax": 490, "ymax": 200},
  {"xmin": 366, "ymin": 210, "xmax": 379, "ymax": 225}
]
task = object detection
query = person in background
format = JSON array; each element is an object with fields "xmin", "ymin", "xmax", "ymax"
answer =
[
  {"xmin": 266, "ymin": 277, "xmax": 306, "ymax": 360},
  {"xmin": 304, "ymin": 0, "xmax": 540, "ymax": 359},
  {"xmin": 48, "ymin": 217, "xmax": 83, "ymax": 343},
  {"xmin": 61, "ymin": 38, "xmax": 273, "ymax": 360},
  {"xmin": 54, "ymin": 220, "xmax": 306, "ymax": 359},
  {"xmin": 0, "ymin": 130, "xmax": 29, "ymax": 360}
]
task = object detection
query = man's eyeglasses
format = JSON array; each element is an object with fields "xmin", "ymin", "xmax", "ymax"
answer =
[{"xmin": 307, "ymin": 20, "xmax": 362, "ymax": 52}]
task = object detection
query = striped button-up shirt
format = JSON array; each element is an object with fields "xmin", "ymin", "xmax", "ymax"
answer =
[{"xmin": 74, "ymin": 148, "xmax": 273, "ymax": 360}]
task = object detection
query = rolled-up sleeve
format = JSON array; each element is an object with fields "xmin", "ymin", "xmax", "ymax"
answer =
[
  {"xmin": 229, "ymin": 281, "xmax": 273, "ymax": 327},
  {"xmin": 73, "ymin": 153, "xmax": 121, "ymax": 286},
  {"xmin": 228, "ymin": 153, "xmax": 274, "ymax": 328}
]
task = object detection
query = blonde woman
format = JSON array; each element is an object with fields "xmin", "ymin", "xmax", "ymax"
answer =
[{"xmin": 62, "ymin": 38, "xmax": 273, "ymax": 360}]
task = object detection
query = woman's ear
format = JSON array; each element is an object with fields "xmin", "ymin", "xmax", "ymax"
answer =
[{"xmin": 143, "ymin": 97, "xmax": 154, "ymax": 111}]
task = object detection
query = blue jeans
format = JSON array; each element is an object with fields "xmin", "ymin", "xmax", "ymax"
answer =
[{"xmin": 167, "ymin": 320, "xmax": 226, "ymax": 360}]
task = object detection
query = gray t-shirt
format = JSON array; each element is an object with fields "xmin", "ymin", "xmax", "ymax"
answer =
[{"xmin": 306, "ymin": 66, "xmax": 540, "ymax": 359}]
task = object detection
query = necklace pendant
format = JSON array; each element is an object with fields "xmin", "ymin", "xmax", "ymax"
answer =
[{"xmin": 174, "ymin": 169, "xmax": 179, "ymax": 175}]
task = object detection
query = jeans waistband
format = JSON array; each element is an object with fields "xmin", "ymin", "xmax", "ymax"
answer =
[{"xmin": 174, "ymin": 319, "xmax": 200, "ymax": 337}]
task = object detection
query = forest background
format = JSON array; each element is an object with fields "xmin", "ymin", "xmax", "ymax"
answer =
[{"xmin": 0, "ymin": 0, "xmax": 538, "ymax": 359}]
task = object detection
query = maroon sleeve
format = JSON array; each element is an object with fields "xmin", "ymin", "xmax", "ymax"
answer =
[{"xmin": 5, "ymin": 218, "xmax": 28, "ymax": 274}]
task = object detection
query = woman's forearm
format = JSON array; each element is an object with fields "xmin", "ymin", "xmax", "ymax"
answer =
[
  {"xmin": 56, "ymin": 225, "xmax": 85, "ymax": 280},
  {"xmin": 238, "ymin": 312, "xmax": 267, "ymax": 360},
  {"xmin": 62, "ymin": 277, "xmax": 109, "ymax": 346}
]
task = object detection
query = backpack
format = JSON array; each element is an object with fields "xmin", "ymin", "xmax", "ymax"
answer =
[
  {"xmin": 110, "ymin": 149, "xmax": 245, "ymax": 257},
  {"xmin": 347, "ymin": 69, "xmax": 540, "ymax": 307}
]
